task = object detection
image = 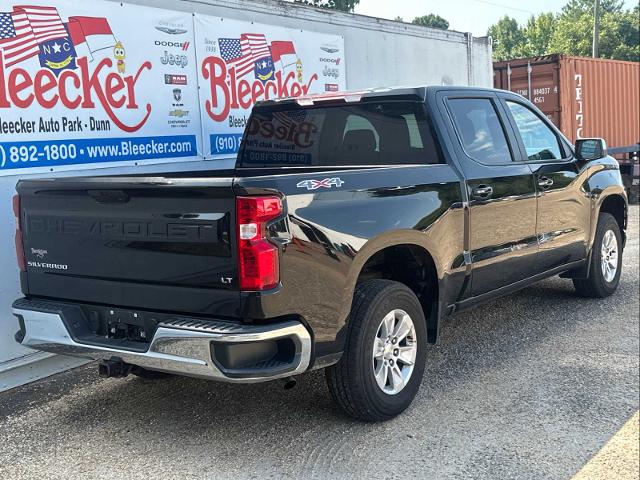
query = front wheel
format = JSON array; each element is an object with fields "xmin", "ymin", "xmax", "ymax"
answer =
[
  {"xmin": 573, "ymin": 212, "xmax": 623, "ymax": 298},
  {"xmin": 325, "ymin": 280, "xmax": 427, "ymax": 422}
]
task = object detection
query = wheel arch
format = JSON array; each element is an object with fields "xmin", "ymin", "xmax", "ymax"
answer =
[
  {"xmin": 565, "ymin": 187, "xmax": 628, "ymax": 280},
  {"xmin": 593, "ymin": 188, "xmax": 627, "ymax": 251},
  {"xmin": 598, "ymin": 193, "xmax": 627, "ymax": 243},
  {"xmin": 341, "ymin": 231, "xmax": 444, "ymax": 344}
]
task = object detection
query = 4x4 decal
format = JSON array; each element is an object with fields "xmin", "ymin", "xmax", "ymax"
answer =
[{"xmin": 296, "ymin": 178, "xmax": 345, "ymax": 190}]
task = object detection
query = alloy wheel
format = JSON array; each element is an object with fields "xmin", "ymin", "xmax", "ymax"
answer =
[
  {"xmin": 372, "ymin": 309, "xmax": 417, "ymax": 395},
  {"xmin": 600, "ymin": 229, "xmax": 618, "ymax": 283}
]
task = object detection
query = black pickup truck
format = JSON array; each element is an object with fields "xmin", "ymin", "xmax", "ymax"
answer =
[{"xmin": 12, "ymin": 86, "xmax": 627, "ymax": 421}]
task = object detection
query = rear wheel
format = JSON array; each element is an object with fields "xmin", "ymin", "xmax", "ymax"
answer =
[
  {"xmin": 573, "ymin": 213, "xmax": 623, "ymax": 298},
  {"xmin": 325, "ymin": 280, "xmax": 427, "ymax": 422}
]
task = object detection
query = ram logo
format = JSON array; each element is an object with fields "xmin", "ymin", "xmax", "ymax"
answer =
[{"xmin": 296, "ymin": 178, "xmax": 345, "ymax": 191}]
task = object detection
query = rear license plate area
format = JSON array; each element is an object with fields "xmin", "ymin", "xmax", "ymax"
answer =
[{"xmin": 81, "ymin": 306, "xmax": 158, "ymax": 345}]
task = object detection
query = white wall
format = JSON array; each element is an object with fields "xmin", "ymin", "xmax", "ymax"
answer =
[
  {"xmin": 0, "ymin": 0, "xmax": 491, "ymax": 388},
  {"xmin": 125, "ymin": 0, "xmax": 493, "ymax": 88}
]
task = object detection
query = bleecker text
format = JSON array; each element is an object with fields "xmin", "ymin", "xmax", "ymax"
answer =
[
  {"xmin": 0, "ymin": 54, "xmax": 152, "ymax": 133},
  {"xmin": 201, "ymin": 56, "xmax": 318, "ymax": 122},
  {"xmin": 247, "ymin": 117, "xmax": 317, "ymax": 149}
]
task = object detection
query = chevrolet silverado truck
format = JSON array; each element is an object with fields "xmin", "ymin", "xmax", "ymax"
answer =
[{"xmin": 12, "ymin": 86, "xmax": 627, "ymax": 421}]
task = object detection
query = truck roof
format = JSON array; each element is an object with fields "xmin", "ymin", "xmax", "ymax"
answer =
[{"xmin": 256, "ymin": 85, "xmax": 503, "ymax": 107}]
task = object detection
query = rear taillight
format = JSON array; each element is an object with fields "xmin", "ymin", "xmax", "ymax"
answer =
[
  {"xmin": 13, "ymin": 194, "xmax": 25, "ymax": 272},
  {"xmin": 236, "ymin": 196, "xmax": 282, "ymax": 291}
]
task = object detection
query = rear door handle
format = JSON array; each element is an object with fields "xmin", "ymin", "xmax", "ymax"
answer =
[
  {"xmin": 471, "ymin": 185, "xmax": 493, "ymax": 200},
  {"xmin": 538, "ymin": 177, "xmax": 554, "ymax": 189}
]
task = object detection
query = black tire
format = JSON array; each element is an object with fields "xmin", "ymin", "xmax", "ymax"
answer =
[
  {"xmin": 325, "ymin": 279, "xmax": 427, "ymax": 422},
  {"xmin": 130, "ymin": 366, "xmax": 172, "ymax": 380},
  {"xmin": 573, "ymin": 212, "xmax": 623, "ymax": 298}
]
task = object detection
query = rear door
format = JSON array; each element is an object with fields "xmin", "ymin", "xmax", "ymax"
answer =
[
  {"xmin": 499, "ymin": 95, "xmax": 590, "ymax": 272},
  {"xmin": 438, "ymin": 91, "xmax": 538, "ymax": 296}
]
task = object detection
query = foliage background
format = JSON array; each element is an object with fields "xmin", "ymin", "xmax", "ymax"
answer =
[
  {"xmin": 487, "ymin": 0, "xmax": 639, "ymax": 61},
  {"xmin": 295, "ymin": 0, "xmax": 639, "ymax": 62}
]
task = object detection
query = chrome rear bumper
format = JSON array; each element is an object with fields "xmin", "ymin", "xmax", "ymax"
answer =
[{"xmin": 13, "ymin": 299, "xmax": 311, "ymax": 383}]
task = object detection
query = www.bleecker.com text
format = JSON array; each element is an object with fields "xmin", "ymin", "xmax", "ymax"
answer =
[{"xmin": 0, "ymin": 116, "xmax": 111, "ymax": 134}]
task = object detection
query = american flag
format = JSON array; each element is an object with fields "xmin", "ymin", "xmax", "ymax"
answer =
[
  {"xmin": 218, "ymin": 33, "xmax": 271, "ymax": 78},
  {"xmin": 273, "ymin": 110, "xmax": 307, "ymax": 129},
  {"xmin": 17, "ymin": 6, "xmax": 67, "ymax": 44},
  {"xmin": 0, "ymin": 6, "xmax": 67, "ymax": 68},
  {"xmin": 0, "ymin": 11, "xmax": 39, "ymax": 67}
]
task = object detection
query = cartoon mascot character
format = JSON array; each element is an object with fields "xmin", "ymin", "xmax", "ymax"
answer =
[
  {"xmin": 296, "ymin": 59, "xmax": 303, "ymax": 83},
  {"xmin": 113, "ymin": 41, "xmax": 126, "ymax": 74}
]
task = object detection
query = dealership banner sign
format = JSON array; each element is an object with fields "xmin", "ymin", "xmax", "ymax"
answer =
[
  {"xmin": 194, "ymin": 15, "xmax": 346, "ymax": 158},
  {"xmin": 0, "ymin": 1, "xmax": 347, "ymax": 174},
  {"xmin": 0, "ymin": 0, "xmax": 201, "ymax": 175}
]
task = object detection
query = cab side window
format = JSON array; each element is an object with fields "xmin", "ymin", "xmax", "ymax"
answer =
[{"xmin": 506, "ymin": 101, "xmax": 563, "ymax": 161}]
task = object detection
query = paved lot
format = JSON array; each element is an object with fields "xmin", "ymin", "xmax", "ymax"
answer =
[{"xmin": 1, "ymin": 206, "xmax": 638, "ymax": 480}]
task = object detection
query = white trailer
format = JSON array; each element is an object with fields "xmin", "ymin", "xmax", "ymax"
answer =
[{"xmin": 0, "ymin": 0, "xmax": 492, "ymax": 390}]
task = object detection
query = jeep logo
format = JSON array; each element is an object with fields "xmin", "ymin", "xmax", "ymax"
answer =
[{"xmin": 161, "ymin": 51, "xmax": 189, "ymax": 68}]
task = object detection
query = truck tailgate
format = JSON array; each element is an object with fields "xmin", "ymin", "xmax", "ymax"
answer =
[{"xmin": 17, "ymin": 175, "xmax": 240, "ymax": 317}]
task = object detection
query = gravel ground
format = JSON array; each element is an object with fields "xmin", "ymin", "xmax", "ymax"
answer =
[{"xmin": 1, "ymin": 206, "xmax": 638, "ymax": 480}]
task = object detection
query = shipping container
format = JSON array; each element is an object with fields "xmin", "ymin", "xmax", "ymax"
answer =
[
  {"xmin": 493, "ymin": 54, "xmax": 639, "ymax": 149},
  {"xmin": 494, "ymin": 54, "xmax": 639, "ymax": 203}
]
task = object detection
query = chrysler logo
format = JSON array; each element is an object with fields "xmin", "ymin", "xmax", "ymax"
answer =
[{"xmin": 155, "ymin": 26, "xmax": 188, "ymax": 35}]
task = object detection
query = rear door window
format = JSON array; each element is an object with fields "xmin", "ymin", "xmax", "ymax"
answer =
[
  {"xmin": 447, "ymin": 98, "xmax": 513, "ymax": 165},
  {"xmin": 238, "ymin": 101, "xmax": 441, "ymax": 167}
]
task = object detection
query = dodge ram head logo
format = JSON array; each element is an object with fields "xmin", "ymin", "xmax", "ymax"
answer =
[{"xmin": 296, "ymin": 178, "xmax": 344, "ymax": 190}]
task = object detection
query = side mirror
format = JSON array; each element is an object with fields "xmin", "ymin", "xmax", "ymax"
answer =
[{"xmin": 575, "ymin": 138, "xmax": 607, "ymax": 160}]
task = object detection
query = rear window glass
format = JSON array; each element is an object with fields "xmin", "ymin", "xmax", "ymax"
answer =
[{"xmin": 238, "ymin": 101, "xmax": 441, "ymax": 167}]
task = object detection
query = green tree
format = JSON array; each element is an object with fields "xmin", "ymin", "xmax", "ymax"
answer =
[
  {"xmin": 294, "ymin": 0, "xmax": 359, "ymax": 12},
  {"xmin": 488, "ymin": 15, "xmax": 526, "ymax": 61},
  {"xmin": 597, "ymin": 7, "xmax": 640, "ymax": 61},
  {"xmin": 412, "ymin": 14, "xmax": 449, "ymax": 30},
  {"xmin": 488, "ymin": 1, "xmax": 637, "ymax": 62},
  {"xmin": 560, "ymin": 0, "xmax": 623, "ymax": 16},
  {"xmin": 549, "ymin": 0, "xmax": 639, "ymax": 60},
  {"xmin": 521, "ymin": 13, "xmax": 557, "ymax": 57},
  {"xmin": 394, "ymin": 16, "xmax": 404, "ymax": 22},
  {"xmin": 548, "ymin": 12, "xmax": 592, "ymax": 56}
]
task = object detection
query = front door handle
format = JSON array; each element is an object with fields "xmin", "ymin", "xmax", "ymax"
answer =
[
  {"xmin": 538, "ymin": 176, "xmax": 554, "ymax": 189},
  {"xmin": 471, "ymin": 185, "xmax": 493, "ymax": 200}
]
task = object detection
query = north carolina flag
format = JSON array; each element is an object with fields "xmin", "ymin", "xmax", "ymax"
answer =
[
  {"xmin": 270, "ymin": 40, "xmax": 296, "ymax": 63},
  {"xmin": 66, "ymin": 16, "xmax": 115, "ymax": 59}
]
